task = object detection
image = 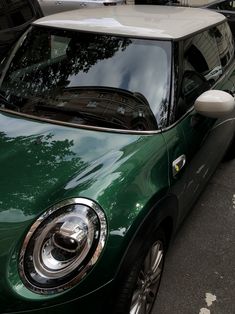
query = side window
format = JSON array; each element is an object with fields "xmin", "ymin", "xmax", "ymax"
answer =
[
  {"xmin": 212, "ymin": 23, "xmax": 234, "ymax": 69},
  {"xmin": 175, "ymin": 28, "xmax": 221, "ymax": 120},
  {"xmin": 183, "ymin": 29, "xmax": 221, "ymax": 84},
  {"xmin": 174, "ymin": 22, "xmax": 234, "ymax": 121}
]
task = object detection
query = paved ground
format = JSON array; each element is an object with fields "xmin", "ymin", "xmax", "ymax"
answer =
[{"xmin": 153, "ymin": 158, "xmax": 235, "ymax": 314}]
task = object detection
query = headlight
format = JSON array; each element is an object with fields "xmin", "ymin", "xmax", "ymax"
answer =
[{"xmin": 19, "ymin": 198, "xmax": 107, "ymax": 294}]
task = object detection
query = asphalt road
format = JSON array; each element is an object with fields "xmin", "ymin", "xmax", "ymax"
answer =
[{"xmin": 153, "ymin": 158, "xmax": 235, "ymax": 314}]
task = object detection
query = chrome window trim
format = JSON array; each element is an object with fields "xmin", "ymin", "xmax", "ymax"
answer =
[{"xmin": 19, "ymin": 198, "xmax": 107, "ymax": 294}]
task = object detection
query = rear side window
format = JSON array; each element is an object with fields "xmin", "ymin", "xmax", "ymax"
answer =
[
  {"xmin": 0, "ymin": 0, "xmax": 34, "ymax": 31},
  {"xmin": 175, "ymin": 22, "xmax": 234, "ymax": 120},
  {"xmin": 183, "ymin": 28, "xmax": 221, "ymax": 83},
  {"xmin": 213, "ymin": 22, "xmax": 234, "ymax": 69}
]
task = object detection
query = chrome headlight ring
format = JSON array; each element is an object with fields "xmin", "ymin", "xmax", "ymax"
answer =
[{"xmin": 19, "ymin": 198, "xmax": 107, "ymax": 295}]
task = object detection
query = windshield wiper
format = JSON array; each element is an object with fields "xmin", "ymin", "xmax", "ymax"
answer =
[
  {"xmin": 62, "ymin": 86, "xmax": 158, "ymax": 129},
  {"xmin": 35, "ymin": 103, "xmax": 128, "ymax": 130},
  {"xmin": 66, "ymin": 86, "xmax": 151, "ymax": 108}
]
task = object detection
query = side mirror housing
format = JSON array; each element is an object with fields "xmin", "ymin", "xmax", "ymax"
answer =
[{"xmin": 194, "ymin": 90, "xmax": 235, "ymax": 118}]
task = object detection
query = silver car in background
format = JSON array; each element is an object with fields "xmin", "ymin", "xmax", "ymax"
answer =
[{"xmin": 38, "ymin": 0, "xmax": 125, "ymax": 15}]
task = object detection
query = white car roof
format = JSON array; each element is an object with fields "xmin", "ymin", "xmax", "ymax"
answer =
[{"xmin": 34, "ymin": 5, "xmax": 226, "ymax": 40}]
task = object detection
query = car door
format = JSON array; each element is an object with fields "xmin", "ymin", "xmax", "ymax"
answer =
[{"xmin": 163, "ymin": 23, "xmax": 235, "ymax": 223}]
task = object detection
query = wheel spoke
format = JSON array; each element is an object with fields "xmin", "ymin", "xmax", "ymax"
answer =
[
  {"xmin": 130, "ymin": 300, "xmax": 140, "ymax": 314},
  {"xmin": 152, "ymin": 249, "xmax": 163, "ymax": 273},
  {"xmin": 132, "ymin": 289, "xmax": 141, "ymax": 306},
  {"xmin": 144, "ymin": 243, "xmax": 162, "ymax": 273},
  {"xmin": 149, "ymin": 267, "xmax": 161, "ymax": 284},
  {"xmin": 138, "ymin": 296, "xmax": 148, "ymax": 314},
  {"xmin": 139, "ymin": 270, "xmax": 146, "ymax": 282},
  {"xmin": 130, "ymin": 295, "xmax": 147, "ymax": 314},
  {"xmin": 150, "ymin": 243, "xmax": 160, "ymax": 270}
]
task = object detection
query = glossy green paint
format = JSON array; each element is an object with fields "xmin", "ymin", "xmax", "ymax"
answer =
[{"xmin": 0, "ymin": 111, "xmax": 169, "ymax": 313}]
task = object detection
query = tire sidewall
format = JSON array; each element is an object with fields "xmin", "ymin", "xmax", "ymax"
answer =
[{"xmin": 112, "ymin": 227, "xmax": 166, "ymax": 314}]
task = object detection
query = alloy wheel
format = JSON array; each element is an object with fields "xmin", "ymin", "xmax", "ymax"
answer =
[{"xmin": 130, "ymin": 240, "xmax": 164, "ymax": 314}]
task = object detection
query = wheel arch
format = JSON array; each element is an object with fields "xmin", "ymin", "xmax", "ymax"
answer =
[
  {"xmin": 109, "ymin": 193, "xmax": 178, "ymax": 312},
  {"xmin": 113, "ymin": 193, "xmax": 179, "ymax": 281}
]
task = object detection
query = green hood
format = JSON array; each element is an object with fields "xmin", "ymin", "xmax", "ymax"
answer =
[
  {"xmin": 0, "ymin": 111, "xmax": 168, "ymax": 312},
  {"xmin": 0, "ymin": 111, "xmax": 142, "ymax": 218}
]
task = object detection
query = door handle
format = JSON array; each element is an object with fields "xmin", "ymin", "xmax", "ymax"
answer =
[{"xmin": 172, "ymin": 155, "xmax": 186, "ymax": 177}]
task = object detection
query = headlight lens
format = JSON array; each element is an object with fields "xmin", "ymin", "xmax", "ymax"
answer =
[{"xmin": 19, "ymin": 198, "xmax": 107, "ymax": 294}]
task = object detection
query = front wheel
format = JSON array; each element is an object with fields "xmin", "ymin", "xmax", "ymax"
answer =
[
  {"xmin": 130, "ymin": 240, "xmax": 164, "ymax": 314},
  {"xmin": 113, "ymin": 228, "xmax": 166, "ymax": 314}
]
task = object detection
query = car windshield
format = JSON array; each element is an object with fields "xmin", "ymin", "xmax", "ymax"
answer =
[{"xmin": 0, "ymin": 26, "xmax": 171, "ymax": 131}]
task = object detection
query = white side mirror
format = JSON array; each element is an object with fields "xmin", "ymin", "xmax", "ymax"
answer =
[{"xmin": 194, "ymin": 90, "xmax": 235, "ymax": 118}]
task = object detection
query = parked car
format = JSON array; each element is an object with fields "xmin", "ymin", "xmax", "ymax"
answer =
[
  {"xmin": 0, "ymin": 5, "xmax": 234, "ymax": 314},
  {"xmin": 0, "ymin": 0, "xmax": 43, "ymax": 61},
  {"xmin": 38, "ymin": 0, "xmax": 125, "ymax": 15}
]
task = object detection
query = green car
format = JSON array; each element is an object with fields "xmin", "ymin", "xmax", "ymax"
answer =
[{"xmin": 0, "ymin": 5, "xmax": 234, "ymax": 314}]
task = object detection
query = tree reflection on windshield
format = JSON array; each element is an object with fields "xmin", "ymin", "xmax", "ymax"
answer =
[
  {"xmin": 4, "ymin": 28, "xmax": 132, "ymax": 94},
  {"xmin": 0, "ymin": 26, "xmax": 171, "ymax": 130}
]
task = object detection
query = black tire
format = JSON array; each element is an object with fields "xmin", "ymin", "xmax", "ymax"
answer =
[
  {"xmin": 223, "ymin": 135, "xmax": 235, "ymax": 161},
  {"xmin": 112, "ymin": 228, "xmax": 166, "ymax": 314}
]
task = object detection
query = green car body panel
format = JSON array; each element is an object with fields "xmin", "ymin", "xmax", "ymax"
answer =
[{"xmin": 0, "ymin": 111, "xmax": 170, "ymax": 312}]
